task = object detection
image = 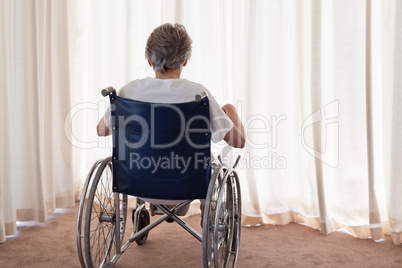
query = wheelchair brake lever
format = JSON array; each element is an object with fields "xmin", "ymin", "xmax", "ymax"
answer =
[{"xmin": 233, "ymin": 155, "xmax": 241, "ymax": 169}]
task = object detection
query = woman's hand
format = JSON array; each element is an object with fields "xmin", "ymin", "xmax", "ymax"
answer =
[{"xmin": 221, "ymin": 104, "xmax": 246, "ymax": 148}]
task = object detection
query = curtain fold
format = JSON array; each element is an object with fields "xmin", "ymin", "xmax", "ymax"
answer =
[
  {"xmin": 365, "ymin": 0, "xmax": 384, "ymax": 242},
  {"xmin": 310, "ymin": 0, "xmax": 329, "ymax": 235},
  {"xmin": 382, "ymin": 0, "xmax": 402, "ymax": 245}
]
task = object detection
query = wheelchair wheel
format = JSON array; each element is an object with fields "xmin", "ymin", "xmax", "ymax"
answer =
[
  {"xmin": 84, "ymin": 157, "xmax": 128, "ymax": 268},
  {"xmin": 77, "ymin": 159, "xmax": 103, "ymax": 268},
  {"xmin": 202, "ymin": 166, "xmax": 241, "ymax": 268},
  {"xmin": 202, "ymin": 165, "xmax": 224, "ymax": 267},
  {"xmin": 213, "ymin": 173, "xmax": 235, "ymax": 268},
  {"xmin": 132, "ymin": 208, "xmax": 150, "ymax": 245}
]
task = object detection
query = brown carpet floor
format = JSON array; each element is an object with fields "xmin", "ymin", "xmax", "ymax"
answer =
[{"xmin": 0, "ymin": 201, "xmax": 401, "ymax": 268}]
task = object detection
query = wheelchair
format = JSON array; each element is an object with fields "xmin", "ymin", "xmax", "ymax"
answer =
[{"xmin": 76, "ymin": 87, "xmax": 242, "ymax": 268}]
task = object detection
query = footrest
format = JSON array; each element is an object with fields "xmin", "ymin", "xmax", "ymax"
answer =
[
  {"xmin": 150, "ymin": 204, "xmax": 164, "ymax": 216},
  {"xmin": 149, "ymin": 203, "xmax": 190, "ymax": 216}
]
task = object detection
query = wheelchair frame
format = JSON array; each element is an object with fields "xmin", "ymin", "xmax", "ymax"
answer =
[{"xmin": 76, "ymin": 87, "xmax": 242, "ymax": 268}]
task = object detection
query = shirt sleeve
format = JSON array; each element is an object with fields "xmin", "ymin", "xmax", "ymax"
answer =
[
  {"xmin": 204, "ymin": 90, "xmax": 234, "ymax": 143},
  {"xmin": 103, "ymin": 88, "xmax": 126, "ymax": 129}
]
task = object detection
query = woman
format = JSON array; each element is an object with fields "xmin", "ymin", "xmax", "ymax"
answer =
[{"xmin": 97, "ymin": 23, "xmax": 245, "ymax": 149}]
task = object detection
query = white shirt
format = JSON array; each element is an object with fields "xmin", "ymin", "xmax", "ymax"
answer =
[{"xmin": 104, "ymin": 77, "xmax": 233, "ymax": 143}]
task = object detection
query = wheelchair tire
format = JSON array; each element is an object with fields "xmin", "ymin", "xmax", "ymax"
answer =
[
  {"xmin": 77, "ymin": 159, "xmax": 103, "ymax": 268},
  {"xmin": 202, "ymin": 165, "xmax": 224, "ymax": 267},
  {"xmin": 83, "ymin": 157, "xmax": 128, "ymax": 268},
  {"xmin": 132, "ymin": 209, "xmax": 150, "ymax": 246},
  {"xmin": 202, "ymin": 166, "xmax": 241, "ymax": 268},
  {"xmin": 229, "ymin": 171, "xmax": 241, "ymax": 267}
]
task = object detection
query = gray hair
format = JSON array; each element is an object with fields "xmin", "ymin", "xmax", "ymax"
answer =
[{"xmin": 145, "ymin": 23, "xmax": 192, "ymax": 74}]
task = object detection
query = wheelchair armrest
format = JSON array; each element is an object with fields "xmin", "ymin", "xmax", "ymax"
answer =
[{"xmin": 101, "ymin": 86, "xmax": 117, "ymax": 97}]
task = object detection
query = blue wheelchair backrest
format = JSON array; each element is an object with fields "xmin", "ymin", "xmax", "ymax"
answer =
[{"xmin": 109, "ymin": 93, "xmax": 211, "ymax": 200}]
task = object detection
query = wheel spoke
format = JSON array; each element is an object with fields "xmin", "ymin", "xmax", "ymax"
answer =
[{"xmin": 84, "ymin": 157, "xmax": 127, "ymax": 268}]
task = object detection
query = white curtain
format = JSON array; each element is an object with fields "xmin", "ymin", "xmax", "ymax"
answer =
[
  {"xmin": 232, "ymin": 0, "xmax": 402, "ymax": 244},
  {"xmin": 0, "ymin": 0, "xmax": 74, "ymax": 243},
  {"xmin": 1, "ymin": 0, "xmax": 401, "ymax": 246}
]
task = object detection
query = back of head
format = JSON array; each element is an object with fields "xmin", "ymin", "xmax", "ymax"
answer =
[{"xmin": 145, "ymin": 23, "xmax": 192, "ymax": 74}]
